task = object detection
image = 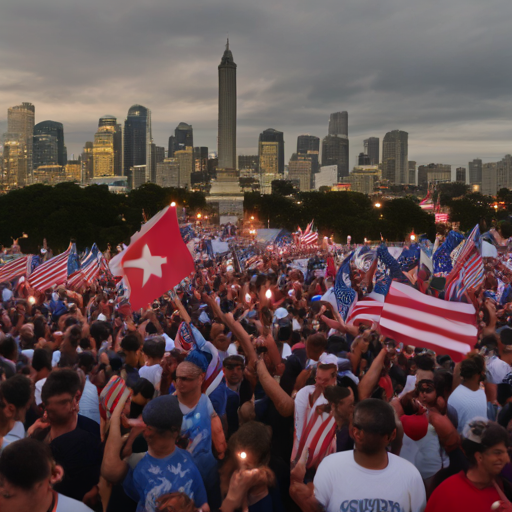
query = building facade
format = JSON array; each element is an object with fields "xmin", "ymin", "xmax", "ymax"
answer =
[
  {"xmin": 364, "ymin": 137, "xmax": 379, "ymax": 165},
  {"xmin": 124, "ymin": 105, "xmax": 152, "ymax": 183},
  {"xmin": 2, "ymin": 133, "xmax": 27, "ymax": 187},
  {"xmin": 259, "ymin": 129, "xmax": 284, "ymax": 174},
  {"xmin": 315, "ymin": 165, "xmax": 338, "ymax": 190},
  {"xmin": 288, "ymin": 154, "xmax": 313, "ymax": 191},
  {"xmin": 321, "ymin": 135, "xmax": 349, "ymax": 180},
  {"xmin": 348, "ymin": 166, "xmax": 380, "ymax": 194},
  {"xmin": 408, "ymin": 161, "xmax": 416, "ymax": 186},
  {"xmin": 175, "ymin": 146, "xmax": 194, "ymax": 188},
  {"xmin": 469, "ymin": 159, "xmax": 483, "ymax": 185},
  {"xmin": 382, "ymin": 130, "xmax": 408, "ymax": 184},
  {"xmin": 33, "ymin": 120, "xmax": 67, "ymax": 168},
  {"xmin": 456, "ymin": 167, "xmax": 466, "ymax": 183},
  {"xmin": 8, "ymin": 102, "xmax": 35, "ymax": 180},
  {"xmin": 481, "ymin": 155, "xmax": 512, "ymax": 196},
  {"xmin": 328, "ymin": 111, "xmax": 348, "ymax": 137},
  {"xmin": 417, "ymin": 163, "xmax": 451, "ymax": 188},
  {"xmin": 297, "ymin": 135, "xmax": 320, "ymax": 154},
  {"xmin": 156, "ymin": 159, "xmax": 180, "ymax": 188}
]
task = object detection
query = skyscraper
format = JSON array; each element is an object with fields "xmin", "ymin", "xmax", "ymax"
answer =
[
  {"xmin": 358, "ymin": 153, "xmax": 370, "ymax": 166},
  {"xmin": 93, "ymin": 115, "xmax": 117, "ymax": 178},
  {"xmin": 33, "ymin": 121, "xmax": 67, "ymax": 168},
  {"xmin": 168, "ymin": 123, "xmax": 193, "ymax": 156},
  {"xmin": 321, "ymin": 135, "xmax": 349, "ymax": 180},
  {"xmin": 469, "ymin": 159, "xmax": 482, "ymax": 185},
  {"xmin": 218, "ymin": 39, "xmax": 237, "ymax": 170},
  {"xmin": 297, "ymin": 135, "xmax": 320, "ymax": 155},
  {"xmin": 417, "ymin": 163, "xmax": 451, "ymax": 188},
  {"xmin": 456, "ymin": 167, "xmax": 466, "ymax": 183},
  {"xmin": 81, "ymin": 142, "xmax": 94, "ymax": 184},
  {"xmin": 382, "ymin": 130, "xmax": 408, "ymax": 184},
  {"xmin": 328, "ymin": 112, "xmax": 348, "ymax": 137},
  {"xmin": 364, "ymin": 137, "xmax": 379, "ymax": 165},
  {"xmin": 259, "ymin": 129, "xmax": 284, "ymax": 174},
  {"xmin": 2, "ymin": 133, "xmax": 27, "ymax": 187},
  {"xmin": 124, "ymin": 105, "xmax": 152, "ymax": 184},
  {"xmin": 8, "ymin": 103, "xmax": 34, "ymax": 179}
]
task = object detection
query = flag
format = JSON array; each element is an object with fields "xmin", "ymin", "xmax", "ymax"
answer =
[
  {"xmin": 419, "ymin": 190, "xmax": 434, "ymax": 210},
  {"xmin": 380, "ymin": 282, "xmax": 476, "ymax": 362},
  {"xmin": 432, "ymin": 230, "xmax": 465, "ymax": 276},
  {"xmin": 109, "ymin": 205, "xmax": 195, "ymax": 310},
  {"xmin": 0, "ymin": 255, "xmax": 35, "ymax": 284},
  {"xmin": 28, "ymin": 244, "xmax": 73, "ymax": 291},
  {"xmin": 346, "ymin": 294, "xmax": 384, "ymax": 326},
  {"xmin": 299, "ymin": 221, "xmax": 318, "ymax": 245},
  {"xmin": 334, "ymin": 252, "xmax": 357, "ymax": 320},
  {"xmin": 67, "ymin": 244, "xmax": 103, "ymax": 290}
]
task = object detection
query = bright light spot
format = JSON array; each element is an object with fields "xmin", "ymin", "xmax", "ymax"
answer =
[
  {"xmin": 197, "ymin": 213, "xmax": 202, "ymax": 219},
  {"xmin": 239, "ymin": 452, "xmax": 247, "ymax": 459},
  {"xmin": 28, "ymin": 296, "xmax": 36, "ymax": 305},
  {"xmin": 171, "ymin": 202, "xmax": 176, "ymax": 207},
  {"xmin": 245, "ymin": 293, "xmax": 252, "ymax": 303},
  {"xmin": 410, "ymin": 234, "xmax": 416, "ymax": 241},
  {"xmin": 265, "ymin": 289, "xmax": 272, "ymax": 299},
  {"xmin": 374, "ymin": 202, "xmax": 381, "ymax": 208}
]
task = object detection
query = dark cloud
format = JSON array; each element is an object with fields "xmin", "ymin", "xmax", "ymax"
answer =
[{"xmin": 1, "ymin": 0, "xmax": 512, "ymax": 174}]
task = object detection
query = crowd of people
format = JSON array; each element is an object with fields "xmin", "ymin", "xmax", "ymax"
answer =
[{"xmin": 1, "ymin": 227, "xmax": 512, "ymax": 512}]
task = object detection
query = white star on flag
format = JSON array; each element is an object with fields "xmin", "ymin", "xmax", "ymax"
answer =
[{"xmin": 123, "ymin": 244, "xmax": 167, "ymax": 286}]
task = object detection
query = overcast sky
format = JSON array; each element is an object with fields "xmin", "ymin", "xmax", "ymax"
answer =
[{"xmin": 1, "ymin": 0, "xmax": 512, "ymax": 178}]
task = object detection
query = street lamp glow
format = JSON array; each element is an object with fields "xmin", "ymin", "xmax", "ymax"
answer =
[
  {"xmin": 410, "ymin": 234, "xmax": 416, "ymax": 241},
  {"xmin": 171, "ymin": 202, "xmax": 176, "ymax": 207},
  {"xmin": 197, "ymin": 213, "xmax": 202, "ymax": 219},
  {"xmin": 374, "ymin": 202, "xmax": 381, "ymax": 208}
]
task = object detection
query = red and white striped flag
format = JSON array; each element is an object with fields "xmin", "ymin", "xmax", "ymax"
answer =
[
  {"xmin": 380, "ymin": 282, "xmax": 476, "ymax": 362},
  {"xmin": 346, "ymin": 294, "xmax": 384, "ymax": 326},
  {"xmin": 0, "ymin": 256, "xmax": 33, "ymax": 284},
  {"xmin": 299, "ymin": 221, "xmax": 318, "ymax": 245},
  {"xmin": 67, "ymin": 244, "xmax": 104, "ymax": 291},
  {"xmin": 28, "ymin": 244, "xmax": 72, "ymax": 291}
]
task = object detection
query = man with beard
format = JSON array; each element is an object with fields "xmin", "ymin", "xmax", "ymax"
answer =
[{"xmin": 29, "ymin": 369, "xmax": 102, "ymax": 502}]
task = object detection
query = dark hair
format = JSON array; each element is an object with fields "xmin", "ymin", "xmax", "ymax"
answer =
[
  {"xmin": 324, "ymin": 385, "xmax": 351, "ymax": 404},
  {"xmin": 433, "ymin": 369, "xmax": 453, "ymax": 399},
  {"xmin": 353, "ymin": 399, "xmax": 396, "ymax": 436},
  {"xmin": 64, "ymin": 316, "xmax": 80, "ymax": 329},
  {"xmin": 77, "ymin": 351, "xmax": 96, "ymax": 374},
  {"xmin": 306, "ymin": 333, "xmax": 328, "ymax": 351},
  {"xmin": 228, "ymin": 421, "xmax": 272, "ymax": 466},
  {"xmin": 0, "ymin": 438, "xmax": 53, "ymax": 490},
  {"xmin": 0, "ymin": 375, "xmax": 32, "ymax": 409},
  {"xmin": 146, "ymin": 322, "xmax": 158, "ymax": 335},
  {"xmin": 143, "ymin": 337, "xmax": 166, "ymax": 359},
  {"xmin": 132, "ymin": 377, "xmax": 155, "ymax": 400},
  {"xmin": 65, "ymin": 325, "xmax": 82, "ymax": 348},
  {"xmin": 31, "ymin": 348, "xmax": 52, "ymax": 372},
  {"xmin": 223, "ymin": 355, "xmax": 245, "ymax": 368},
  {"xmin": 89, "ymin": 320, "xmax": 110, "ymax": 345},
  {"xmin": 0, "ymin": 336, "xmax": 17, "ymax": 361},
  {"xmin": 414, "ymin": 354, "xmax": 435, "ymax": 372},
  {"xmin": 121, "ymin": 334, "xmax": 141, "ymax": 353},
  {"xmin": 460, "ymin": 354, "xmax": 485, "ymax": 380},
  {"xmin": 462, "ymin": 422, "xmax": 509, "ymax": 466},
  {"xmin": 498, "ymin": 403, "xmax": 512, "ymax": 429},
  {"xmin": 41, "ymin": 369, "xmax": 81, "ymax": 404},
  {"xmin": 33, "ymin": 316, "xmax": 47, "ymax": 340}
]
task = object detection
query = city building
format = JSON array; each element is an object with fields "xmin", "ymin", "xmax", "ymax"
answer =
[
  {"xmin": 348, "ymin": 166, "xmax": 381, "ymax": 194},
  {"xmin": 168, "ymin": 123, "xmax": 193, "ymax": 157},
  {"xmin": 321, "ymin": 135, "xmax": 349, "ymax": 180},
  {"xmin": 417, "ymin": 163, "xmax": 451, "ymax": 188},
  {"xmin": 130, "ymin": 165, "xmax": 147, "ymax": 189},
  {"xmin": 124, "ymin": 105, "xmax": 152, "ymax": 183},
  {"xmin": 33, "ymin": 121, "xmax": 67, "ymax": 168},
  {"xmin": 469, "ymin": 158, "xmax": 483, "ymax": 185},
  {"xmin": 65, "ymin": 160, "xmax": 81, "ymax": 182},
  {"xmin": 2, "ymin": 133, "xmax": 27, "ymax": 187},
  {"xmin": 93, "ymin": 116, "xmax": 117, "ymax": 178},
  {"xmin": 259, "ymin": 173, "xmax": 279, "ymax": 194},
  {"xmin": 481, "ymin": 155, "xmax": 512, "ymax": 196},
  {"xmin": 315, "ymin": 165, "xmax": 338, "ymax": 190},
  {"xmin": 259, "ymin": 129, "xmax": 284, "ymax": 174},
  {"xmin": 194, "ymin": 147, "xmax": 208, "ymax": 173},
  {"xmin": 328, "ymin": 111, "xmax": 348, "ymax": 137},
  {"xmin": 297, "ymin": 135, "xmax": 320, "ymax": 155},
  {"xmin": 89, "ymin": 176, "xmax": 129, "ymax": 193},
  {"xmin": 33, "ymin": 165, "xmax": 66, "ymax": 185},
  {"xmin": 382, "ymin": 130, "xmax": 408, "ymax": 184},
  {"xmin": 364, "ymin": 137, "xmax": 379, "ymax": 165},
  {"xmin": 156, "ymin": 159, "xmax": 180, "ymax": 188},
  {"xmin": 358, "ymin": 153, "xmax": 370, "ymax": 166},
  {"xmin": 175, "ymin": 147, "xmax": 194, "ymax": 188},
  {"xmin": 217, "ymin": 39, "xmax": 236, "ymax": 170},
  {"xmin": 288, "ymin": 154, "xmax": 313, "ymax": 191},
  {"xmin": 408, "ymin": 161, "xmax": 416, "ymax": 186},
  {"xmin": 456, "ymin": 167, "xmax": 466, "ymax": 183},
  {"xmin": 81, "ymin": 142, "xmax": 94, "ymax": 184},
  {"xmin": 238, "ymin": 155, "xmax": 259, "ymax": 174},
  {"xmin": 8, "ymin": 103, "xmax": 35, "ymax": 180}
]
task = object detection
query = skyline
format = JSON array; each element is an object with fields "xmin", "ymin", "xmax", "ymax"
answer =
[{"xmin": 1, "ymin": 0, "xmax": 512, "ymax": 173}]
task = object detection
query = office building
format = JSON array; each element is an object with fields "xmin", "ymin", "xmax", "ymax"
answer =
[
  {"xmin": 348, "ymin": 166, "xmax": 381, "ymax": 195},
  {"xmin": 93, "ymin": 116, "xmax": 117, "ymax": 178},
  {"xmin": 217, "ymin": 39, "xmax": 237, "ymax": 170},
  {"xmin": 8, "ymin": 103, "xmax": 35, "ymax": 179},
  {"xmin": 456, "ymin": 167, "xmax": 466, "ymax": 183},
  {"xmin": 358, "ymin": 153, "xmax": 370, "ymax": 166},
  {"xmin": 417, "ymin": 163, "xmax": 451, "ymax": 188},
  {"xmin": 315, "ymin": 165, "xmax": 338, "ymax": 190},
  {"xmin": 65, "ymin": 160, "xmax": 81, "ymax": 182},
  {"xmin": 169, "ymin": 123, "xmax": 193, "ymax": 157},
  {"xmin": 328, "ymin": 112, "xmax": 348, "ymax": 137},
  {"xmin": 288, "ymin": 154, "xmax": 313, "ymax": 191},
  {"xmin": 155, "ymin": 147, "xmax": 165, "ymax": 164},
  {"xmin": 364, "ymin": 137, "xmax": 379, "ymax": 165},
  {"xmin": 33, "ymin": 121, "xmax": 67, "ymax": 168},
  {"xmin": 156, "ymin": 159, "xmax": 180, "ymax": 188},
  {"xmin": 259, "ymin": 173, "xmax": 279, "ymax": 195},
  {"xmin": 81, "ymin": 142, "xmax": 94, "ymax": 184},
  {"xmin": 33, "ymin": 165, "xmax": 66, "ymax": 185},
  {"xmin": 131, "ymin": 165, "xmax": 147, "ymax": 189},
  {"xmin": 321, "ymin": 135, "xmax": 349, "ymax": 180},
  {"xmin": 175, "ymin": 146, "xmax": 194, "ymax": 188},
  {"xmin": 481, "ymin": 155, "xmax": 512, "ymax": 196},
  {"xmin": 124, "ymin": 105, "xmax": 152, "ymax": 182},
  {"xmin": 408, "ymin": 161, "xmax": 416, "ymax": 186},
  {"xmin": 259, "ymin": 129, "xmax": 284, "ymax": 174},
  {"xmin": 238, "ymin": 155, "xmax": 259, "ymax": 174},
  {"xmin": 2, "ymin": 133, "xmax": 27, "ymax": 187},
  {"xmin": 297, "ymin": 135, "xmax": 320, "ymax": 154},
  {"xmin": 382, "ymin": 130, "xmax": 408, "ymax": 184},
  {"xmin": 469, "ymin": 159, "xmax": 483, "ymax": 185},
  {"xmin": 194, "ymin": 147, "xmax": 209, "ymax": 173}
]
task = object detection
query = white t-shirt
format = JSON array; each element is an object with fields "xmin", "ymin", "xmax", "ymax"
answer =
[
  {"xmin": 2, "ymin": 288, "xmax": 13, "ymax": 302},
  {"xmin": 162, "ymin": 333, "xmax": 175, "ymax": 352},
  {"xmin": 56, "ymin": 492, "xmax": 94, "ymax": 511},
  {"xmin": 314, "ymin": 451, "xmax": 426, "ymax": 512},
  {"xmin": 139, "ymin": 364, "xmax": 163, "ymax": 389},
  {"xmin": 486, "ymin": 356, "xmax": 512, "ymax": 384},
  {"xmin": 447, "ymin": 384, "xmax": 487, "ymax": 433}
]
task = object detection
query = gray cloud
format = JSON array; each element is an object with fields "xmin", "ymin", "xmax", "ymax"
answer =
[{"xmin": 1, "ymin": 0, "xmax": 512, "ymax": 175}]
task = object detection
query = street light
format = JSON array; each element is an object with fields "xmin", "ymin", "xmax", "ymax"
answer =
[
  {"xmin": 374, "ymin": 202, "xmax": 381, "ymax": 208},
  {"xmin": 197, "ymin": 213, "xmax": 202, "ymax": 219},
  {"xmin": 171, "ymin": 202, "xmax": 176, "ymax": 207}
]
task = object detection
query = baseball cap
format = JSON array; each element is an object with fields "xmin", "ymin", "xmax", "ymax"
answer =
[
  {"xmin": 274, "ymin": 308, "xmax": 288, "ymax": 320},
  {"xmin": 142, "ymin": 395, "xmax": 183, "ymax": 431}
]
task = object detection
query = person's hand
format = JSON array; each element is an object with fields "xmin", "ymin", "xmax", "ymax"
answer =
[
  {"xmin": 223, "ymin": 469, "xmax": 265, "ymax": 510},
  {"xmin": 35, "ymin": 337, "xmax": 47, "ymax": 349},
  {"xmin": 27, "ymin": 415, "xmax": 50, "ymax": 436},
  {"xmin": 290, "ymin": 446, "xmax": 308, "ymax": 482}
]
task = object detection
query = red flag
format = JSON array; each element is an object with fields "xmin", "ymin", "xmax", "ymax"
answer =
[{"xmin": 110, "ymin": 205, "xmax": 195, "ymax": 310}]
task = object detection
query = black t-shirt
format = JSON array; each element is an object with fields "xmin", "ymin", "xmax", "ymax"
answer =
[
  {"xmin": 279, "ymin": 348, "xmax": 307, "ymax": 396},
  {"xmin": 32, "ymin": 415, "xmax": 103, "ymax": 501}
]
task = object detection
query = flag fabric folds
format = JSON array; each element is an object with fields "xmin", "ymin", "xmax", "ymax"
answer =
[
  {"xmin": 67, "ymin": 244, "xmax": 103, "ymax": 291},
  {"xmin": 298, "ymin": 221, "xmax": 318, "ymax": 245},
  {"xmin": 0, "ymin": 255, "xmax": 36, "ymax": 284},
  {"xmin": 28, "ymin": 244, "xmax": 73, "ymax": 291},
  {"xmin": 333, "ymin": 251, "xmax": 357, "ymax": 321}
]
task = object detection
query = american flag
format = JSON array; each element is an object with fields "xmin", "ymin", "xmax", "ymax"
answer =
[
  {"xmin": 28, "ymin": 243, "xmax": 73, "ymax": 291},
  {"xmin": 67, "ymin": 244, "xmax": 103, "ymax": 291},
  {"xmin": 346, "ymin": 283, "xmax": 476, "ymax": 361},
  {"xmin": 298, "ymin": 221, "xmax": 318, "ymax": 245},
  {"xmin": 380, "ymin": 282, "xmax": 476, "ymax": 362},
  {"xmin": 0, "ymin": 255, "xmax": 36, "ymax": 284},
  {"xmin": 445, "ymin": 225, "xmax": 484, "ymax": 301}
]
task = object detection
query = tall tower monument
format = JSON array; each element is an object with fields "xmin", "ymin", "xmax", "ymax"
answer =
[{"xmin": 218, "ymin": 39, "xmax": 237, "ymax": 170}]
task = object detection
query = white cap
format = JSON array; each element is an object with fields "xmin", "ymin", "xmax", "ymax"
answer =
[
  {"xmin": 97, "ymin": 313, "xmax": 107, "ymax": 321},
  {"xmin": 274, "ymin": 307, "xmax": 288, "ymax": 320},
  {"xmin": 319, "ymin": 353, "xmax": 339, "ymax": 366}
]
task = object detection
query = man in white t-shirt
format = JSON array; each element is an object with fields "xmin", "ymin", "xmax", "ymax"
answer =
[
  {"xmin": 447, "ymin": 354, "xmax": 487, "ymax": 433},
  {"xmin": 290, "ymin": 399, "xmax": 426, "ymax": 512}
]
